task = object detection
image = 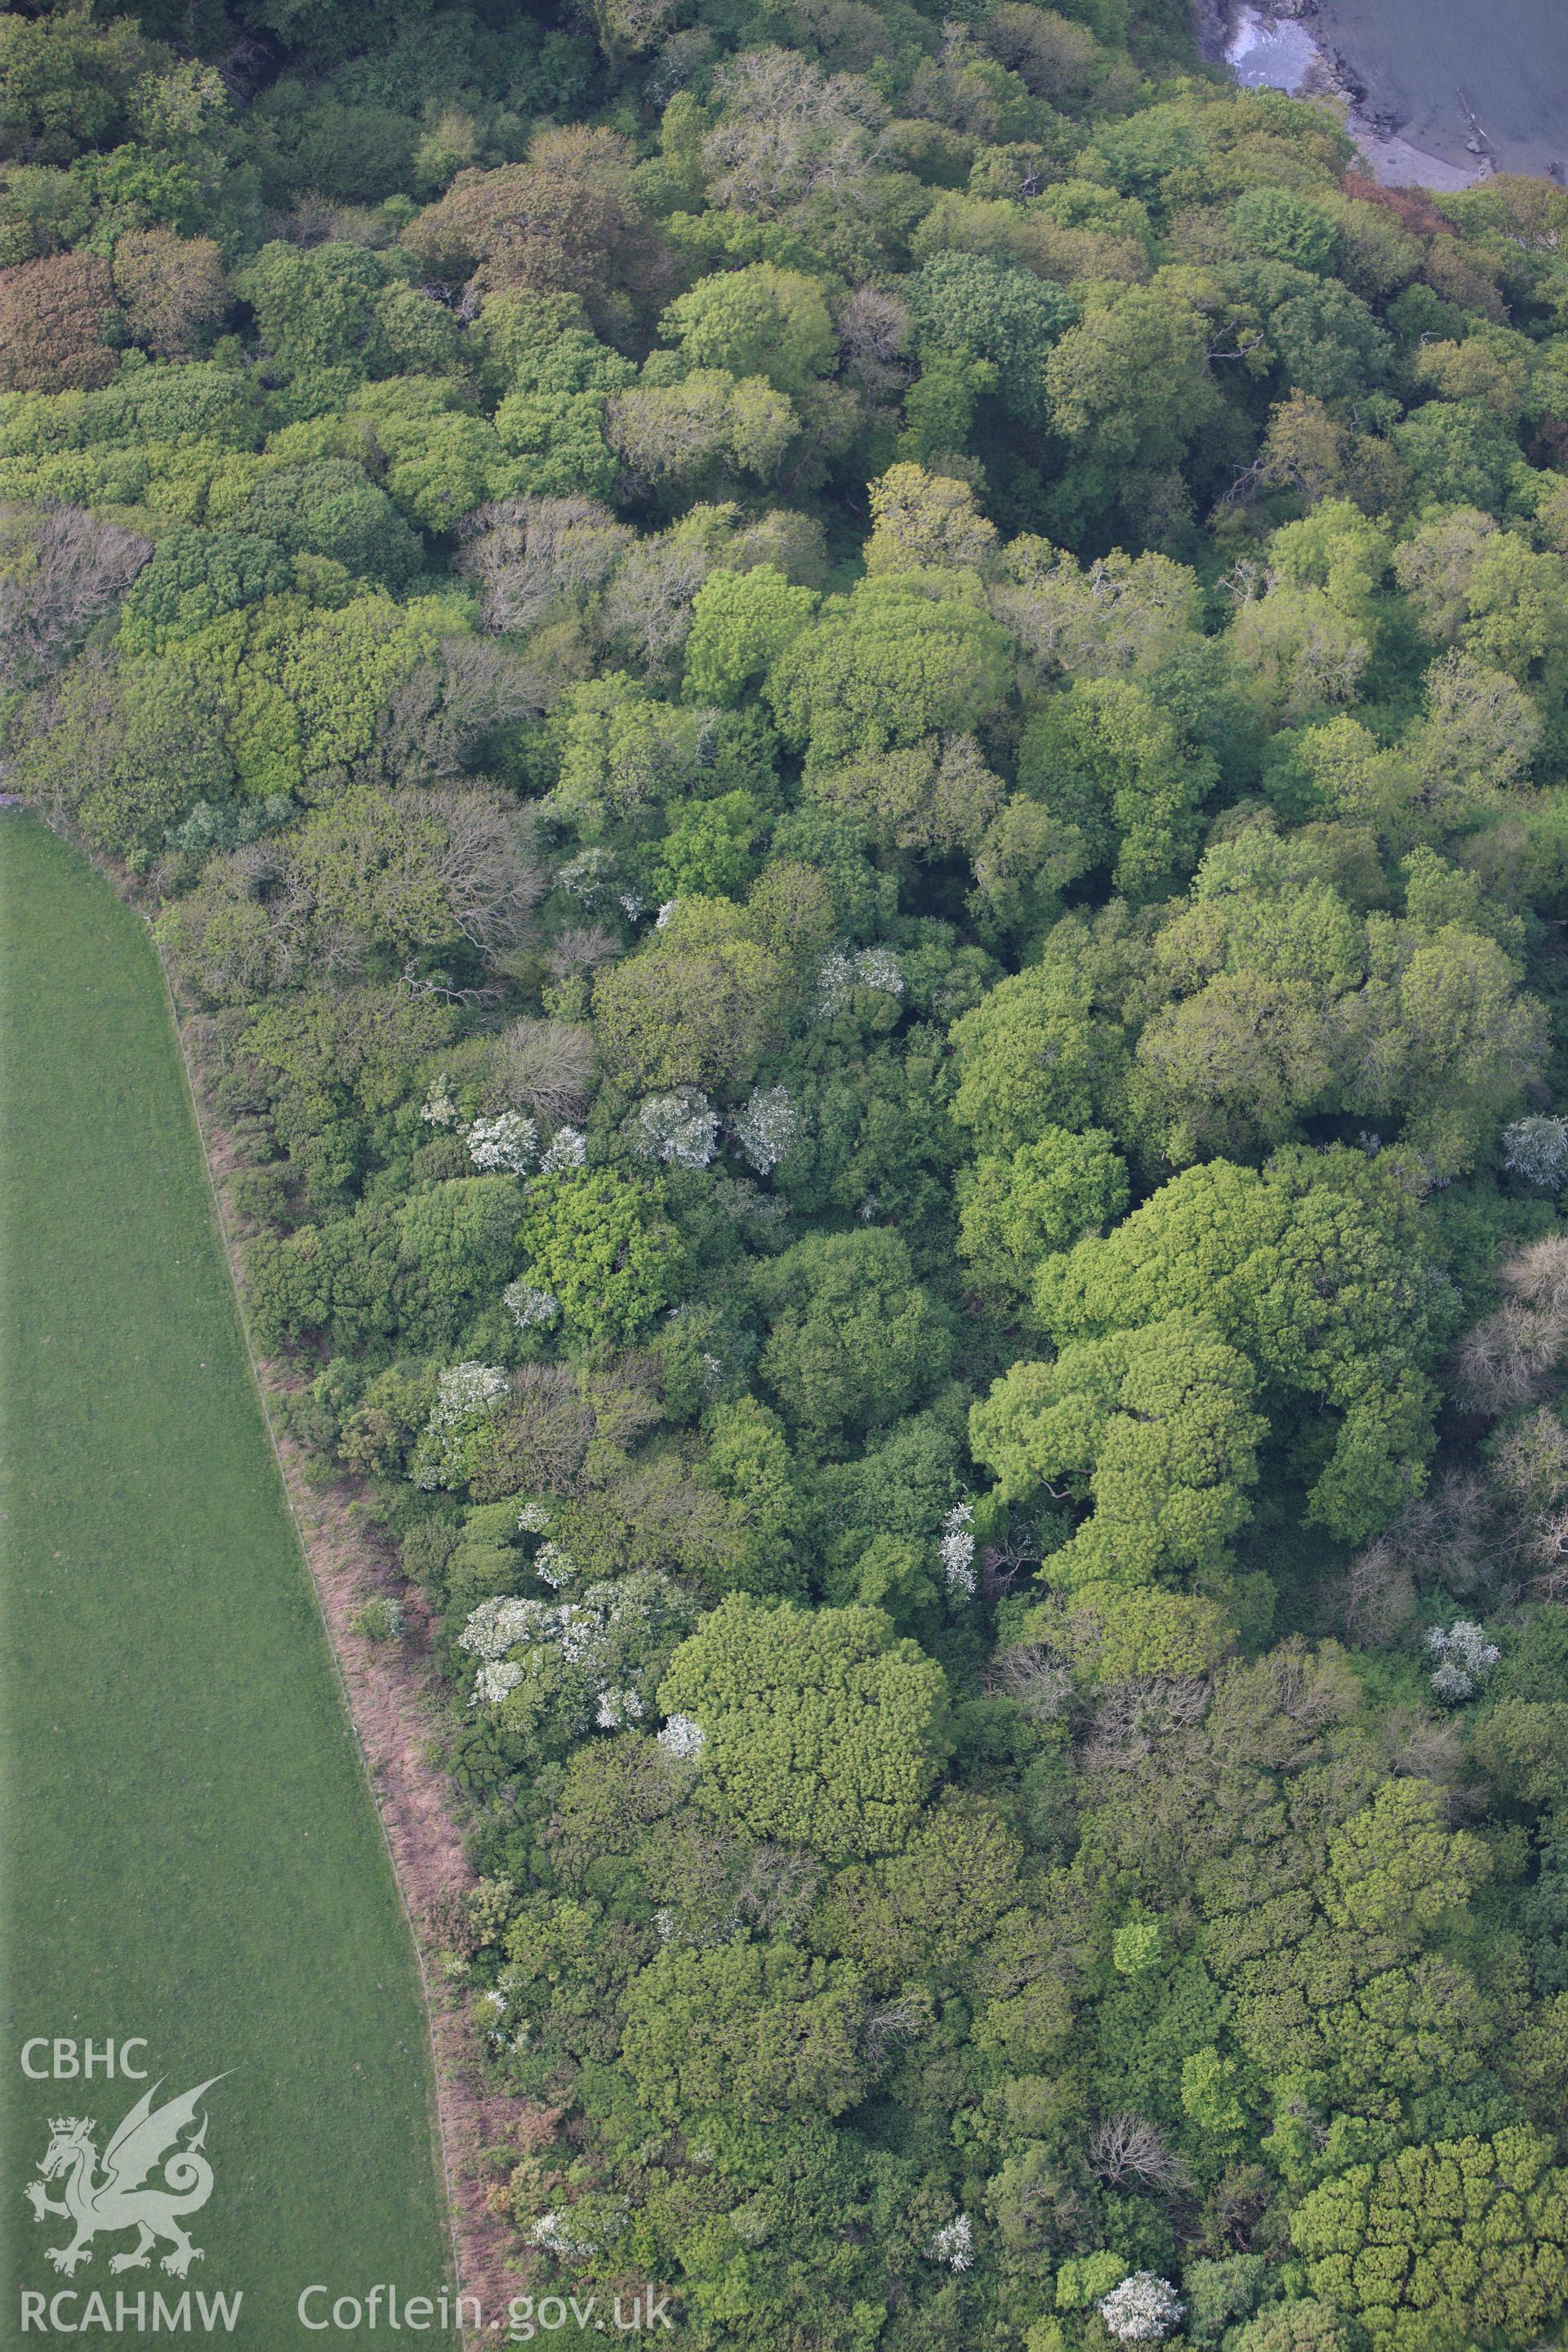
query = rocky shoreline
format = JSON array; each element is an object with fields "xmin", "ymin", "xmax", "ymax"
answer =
[{"xmin": 1203, "ymin": 0, "xmax": 1488, "ymax": 191}]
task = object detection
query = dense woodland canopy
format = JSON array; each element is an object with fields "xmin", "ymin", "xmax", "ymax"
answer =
[{"xmin": 13, "ymin": 0, "xmax": 1568, "ymax": 2341}]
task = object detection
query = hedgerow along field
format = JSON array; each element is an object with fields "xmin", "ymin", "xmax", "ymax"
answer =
[{"xmin": 0, "ymin": 815, "xmax": 452, "ymax": 2343}]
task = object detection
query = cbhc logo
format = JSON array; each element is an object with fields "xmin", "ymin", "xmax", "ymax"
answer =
[{"xmin": 20, "ymin": 2040, "xmax": 149, "ymax": 2079}]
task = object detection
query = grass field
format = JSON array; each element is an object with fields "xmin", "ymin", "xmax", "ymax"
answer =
[{"xmin": 0, "ymin": 817, "xmax": 455, "ymax": 2344}]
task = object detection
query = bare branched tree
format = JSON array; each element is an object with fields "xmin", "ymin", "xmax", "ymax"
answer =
[
  {"xmin": 486, "ymin": 1018, "xmax": 595, "ymax": 1122},
  {"xmin": 1087, "ymin": 2114, "xmax": 1192, "ymax": 2194},
  {"xmin": 1077, "ymin": 1676, "xmax": 1210, "ymax": 1772},
  {"xmin": 398, "ymin": 964, "xmax": 505, "ymax": 1006},
  {"xmin": 862, "ymin": 1992, "xmax": 933, "ymax": 2062},
  {"xmin": 424, "ymin": 786, "xmax": 545, "ymax": 952},
  {"xmin": 1208, "ymin": 2163, "xmax": 1274, "ymax": 2252},
  {"xmin": 1379, "ymin": 1704, "xmax": 1465, "ymax": 1784},
  {"xmin": 1453, "ymin": 1298, "xmax": 1564, "ymax": 1417},
  {"xmin": 1335, "ymin": 1538, "xmax": 1416, "ymax": 1646},
  {"xmin": 834, "ymin": 285, "xmax": 912, "ymax": 409},
  {"xmin": 1502, "ymin": 1233, "xmax": 1568, "ymax": 1319},
  {"xmin": 1379, "ymin": 1470, "xmax": 1492, "ymax": 1592},
  {"xmin": 730, "ymin": 1843, "xmax": 822, "ymax": 1941},
  {"xmin": 574, "ymin": 0, "xmax": 680, "ymax": 59},
  {"xmin": 374, "ymin": 639, "xmax": 557, "ymax": 782},
  {"xmin": 471, "ymin": 1365, "xmax": 598, "ymax": 1499},
  {"xmin": 161, "ymin": 838, "xmax": 316, "ymax": 1004},
  {"xmin": 988, "ymin": 1645, "xmax": 1073, "ymax": 1723},
  {"xmin": 545, "ymin": 923, "xmax": 620, "ymax": 984},
  {"xmin": 456, "ymin": 497, "xmax": 632, "ymax": 636},
  {"xmin": 599, "ymin": 515, "xmax": 732, "ymax": 675},
  {"xmin": 0, "ymin": 503, "xmax": 152, "ymax": 687},
  {"xmin": 978, "ymin": 1535, "xmax": 1036, "ymax": 1600},
  {"xmin": 1486, "ymin": 1408, "xmax": 1568, "ymax": 1584},
  {"xmin": 1449, "ymin": 1479, "xmax": 1496, "ymax": 1573},
  {"xmin": 702, "ymin": 49, "xmax": 888, "ymax": 219},
  {"xmin": 1452, "ymin": 1237, "xmax": 1568, "ymax": 1422},
  {"xmin": 1261, "ymin": 1635, "xmax": 1356, "ymax": 1731}
]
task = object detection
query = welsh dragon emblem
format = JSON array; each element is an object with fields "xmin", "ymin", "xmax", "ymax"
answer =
[{"xmin": 24, "ymin": 2078, "xmax": 225, "ymax": 2278}]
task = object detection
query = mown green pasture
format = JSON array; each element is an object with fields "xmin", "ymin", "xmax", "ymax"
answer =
[{"xmin": 0, "ymin": 817, "xmax": 454, "ymax": 2345}]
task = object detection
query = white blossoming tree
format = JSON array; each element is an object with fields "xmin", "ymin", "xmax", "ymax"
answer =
[
  {"xmin": 925, "ymin": 2214, "xmax": 973, "ymax": 2270},
  {"xmin": 1503, "ymin": 1114, "xmax": 1568, "ymax": 1189},
  {"xmin": 816, "ymin": 946, "xmax": 904, "ymax": 1018},
  {"xmin": 1428, "ymin": 1618, "xmax": 1500, "ymax": 1702},
  {"xmin": 410, "ymin": 1361, "xmax": 510, "ymax": 1490},
  {"xmin": 1097, "ymin": 2274, "xmax": 1185, "ymax": 2344},
  {"xmin": 532, "ymin": 1539, "xmax": 577, "ymax": 1588},
  {"xmin": 467, "ymin": 1110, "xmax": 538, "ymax": 1176},
  {"xmin": 938, "ymin": 1500, "xmax": 977, "ymax": 1598},
  {"xmin": 458, "ymin": 1574, "xmax": 699, "ymax": 1750},
  {"xmin": 731, "ymin": 1084, "xmax": 800, "ymax": 1174},
  {"xmin": 540, "ymin": 1125, "xmax": 587, "ymax": 1174},
  {"xmin": 503, "ymin": 1278, "xmax": 560, "ymax": 1331},
  {"xmin": 633, "ymin": 1089, "xmax": 720, "ymax": 1168}
]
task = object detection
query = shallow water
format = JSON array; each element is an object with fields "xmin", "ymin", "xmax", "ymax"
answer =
[
  {"xmin": 1227, "ymin": 5, "xmax": 1320, "ymax": 94},
  {"xmin": 1312, "ymin": 0, "xmax": 1568, "ymax": 176}
]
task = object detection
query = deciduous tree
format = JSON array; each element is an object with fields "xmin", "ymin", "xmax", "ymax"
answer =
[{"xmin": 658, "ymin": 1592, "xmax": 950, "ymax": 1860}]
